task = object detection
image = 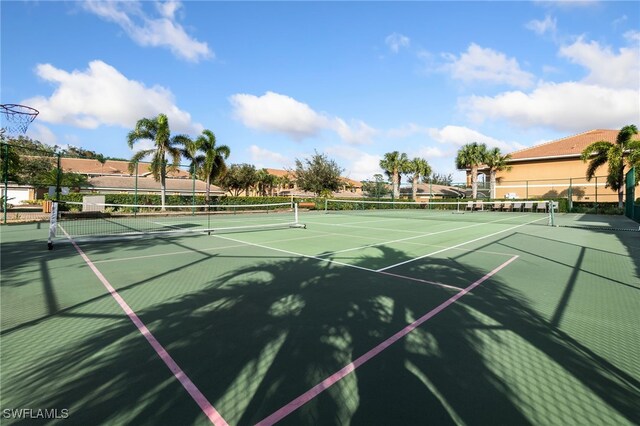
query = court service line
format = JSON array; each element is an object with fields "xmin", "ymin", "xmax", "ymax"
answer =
[
  {"xmin": 256, "ymin": 255, "xmax": 519, "ymax": 426},
  {"xmin": 376, "ymin": 216, "xmax": 548, "ymax": 272},
  {"xmin": 60, "ymin": 227, "xmax": 228, "ymax": 426}
]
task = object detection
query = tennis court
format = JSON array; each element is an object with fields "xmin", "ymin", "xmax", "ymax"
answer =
[{"xmin": 1, "ymin": 202, "xmax": 639, "ymax": 425}]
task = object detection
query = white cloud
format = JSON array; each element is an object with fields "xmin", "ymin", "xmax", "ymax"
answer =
[
  {"xmin": 414, "ymin": 146, "xmax": 448, "ymax": 159},
  {"xmin": 526, "ymin": 15, "xmax": 557, "ymax": 36},
  {"xmin": 462, "ymin": 82, "xmax": 638, "ymax": 132},
  {"xmin": 443, "ymin": 43, "xmax": 535, "ymax": 88},
  {"xmin": 81, "ymin": 1, "xmax": 212, "ymax": 63},
  {"xmin": 27, "ymin": 123, "xmax": 57, "ymax": 146},
  {"xmin": 248, "ymin": 145, "xmax": 291, "ymax": 168},
  {"xmin": 461, "ymin": 36, "xmax": 640, "ymax": 133},
  {"xmin": 387, "ymin": 123, "xmax": 431, "ymax": 138},
  {"xmin": 333, "ymin": 118, "xmax": 378, "ymax": 145},
  {"xmin": 385, "ymin": 33, "xmax": 410, "ymax": 53},
  {"xmin": 624, "ymin": 30, "xmax": 640, "ymax": 43},
  {"xmin": 327, "ymin": 145, "xmax": 382, "ymax": 181},
  {"xmin": 427, "ymin": 125, "xmax": 519, "ymax": 152},
  {"xmin": 22, "ymin": 60, "xmax": 203, "ymax": 134},
  {"xmin": 559, "ymin": 37, "xmax": 639, "ymax": 89},
  {"xmin": 230, "ymin": 92, "xmax": 329, "ymax": 140},
  {"xmin": 229, "ymin": 91, "xmax": 376, "ymax": 145}
]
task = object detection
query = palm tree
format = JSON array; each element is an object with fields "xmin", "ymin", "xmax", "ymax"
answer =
[
  {"xmin": 456, "ymin": 142, "xmax": 488, "ymax": 199},
  {"xmin": 127, "ymin": 114, "xmax": 190, "ymax": 210},
  {"xmin": 407, "ymin": 157, "xmax": 432, "ymax": 201},
  {"xmin": 380, "ymin": 151, "xmax": 409, "ymax": 199},
  {"xmin": 194, "ymin": 130, "xmax": 230, "ymax": 203},
  {"xmin": 180, "ymin": 138, "xmax": 203, "ymax": 178},
  {"xmin": 255, "ymin": 169, "xmax": 278, "ymax": 196},
  {"xmin": 484, "ymin": 148, "xmax": 512, "ymax": 199},
  {"xmin": 581, "ymin": 124, "xmax": 640, "ymax": 208}
]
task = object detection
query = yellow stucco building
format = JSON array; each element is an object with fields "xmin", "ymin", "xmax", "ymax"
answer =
[{"xmin": 485, "ymin": 129, "xmax": 625, "ymax": 203}]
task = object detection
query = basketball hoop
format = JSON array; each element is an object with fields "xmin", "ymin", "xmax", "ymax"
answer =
[{"xmin": 1, "ymin": 104, "xmax": 40, "ymax": 137}]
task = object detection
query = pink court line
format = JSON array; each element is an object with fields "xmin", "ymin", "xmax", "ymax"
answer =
[
  {"xmin": 256, "ymin": 255, "xmax": 519, "ymax": 426},
  {"xmin": 62, "ymin": 229, "xmax": 228, "ymax": 426}
]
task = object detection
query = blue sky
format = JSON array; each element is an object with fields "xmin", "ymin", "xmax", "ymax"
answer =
[{"xmin": 2, "ymin": 1, "xmax": 638, "ymax": 182}]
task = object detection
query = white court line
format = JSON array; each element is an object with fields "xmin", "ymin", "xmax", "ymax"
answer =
[
  {"xmin": 376, "ymin": 216, "xmax": 548, "ymax": 272},
  {"xmin": 307, "ymin": 214, "xmax": 526, "ymax": 258},
  {"xmin": 211, "ymin": 225, "xmax": 519, "ymax": 293}
]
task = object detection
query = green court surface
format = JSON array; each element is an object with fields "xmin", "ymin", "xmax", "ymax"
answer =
[{"xmin": 1, "ymin": 210, "xmax": 639, "ymax": 425}]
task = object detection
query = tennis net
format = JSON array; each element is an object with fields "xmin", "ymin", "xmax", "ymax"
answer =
[
  {"xmin": 49, "ymin": 201, "xmax": 304, "ymax": 242},
  {"xmin": 324, "ymin": 199, "xmax": 557, "ymax": 226}
]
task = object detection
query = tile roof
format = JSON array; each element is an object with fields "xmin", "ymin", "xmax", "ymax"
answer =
[
  {"xmin": 88, "ymin": 175, "xmax": 224, "ymax": 194},
  {"xmin": 508, "ymin": 129, "xmax": 620, "ymax": 161},
  {"xmin": 60, "ymin": 157, "xmax": 190, "ymax": 177},
  {"xmin": 400, "ymin": 183, "xmax": 465, "ymax": 197}
]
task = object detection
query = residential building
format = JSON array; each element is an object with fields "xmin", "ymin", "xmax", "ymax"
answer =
[{"xmin": 479, "ymin": 129, "xmax": 625, "ymax": 203}]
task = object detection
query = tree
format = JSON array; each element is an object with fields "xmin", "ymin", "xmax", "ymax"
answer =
[
  {"xmin": 127, "ymin": 114, "xmax": 190, "ymax": 210},
  {"xmin": 428, "ymin": 172, "xmax": 453, "ymax": 186},
  {"xmin": 255, "ymin": 169, "xmax": 278, "ymax": 196},
  {"xmin": 379, "ymin": 151, "xmax": 409, "ymax": 199},
  {"xmin": 218, "ymin": 163, "xmax": 257, "ymax": 196},
  {"xmin": 294, "ymin": 151, "xmax": 344, "ymax": 196},
  {"xmin": 581, "ymin": 124, "xmax": 640, "ymax": 208},
  {"xmin": 194, "ymin": 130, "xmax": 230, "ymax": 203},
  {"xmin": 406, "ymin": 157, "xmax": 432, "ymax": 201},
  {"xmin": 484, "ymin": 148, "xmax": 512, "ymax": 199},
  {"xmin": 455, "ymin": 142, "xmax": 488, "ymax": 199},
  {"xmin": 361, "ymin": 174, "xmax": 390, "ymax": 199}
]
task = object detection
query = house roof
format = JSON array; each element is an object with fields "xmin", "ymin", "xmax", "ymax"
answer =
[
  {"xmin": 87, "ymin": 175, "xmax": 224, "ymax": 194},
  {"xmin": 264, "ymin": 168, "xmax": 295, "ymax": 179},
  {"xmin": 60, "ymin": 157, "xmax": 190, "ymax": 178},
  {"xmin": 508, "ymin": 129, "xmax": 619, "ymax": 162},
  {"xmin": 400, "ymin": 183, "xmax": 464, "ymax": 197}
]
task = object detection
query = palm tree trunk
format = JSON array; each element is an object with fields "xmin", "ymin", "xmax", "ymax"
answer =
[
  {"xmin": 490, "ymin": 171, "xmax": 497, "ymax": 199},
  {"xmin": 618, "ymin": 189, "xmax": 624, "ymax": 209},
  {"xmin": 205, "ymin": 175, "xmax": 211, "ymax": 204},
  {"xmin": 392, "ymin": 170, "xmax": 399, "ymax": 199},
  {"xmin": 471, "ymin": 166, "xmax": 478, "ymax": 199},
  {"xmin": 160, "ymin": 176, "xmax": 167, "ymax": 211},
  {"xmin": 618, "ymin": 169, "xmax": 625, "ymax": 208},
  {"xmin": 412, "ymin": 176, "xmax": 418, "ymax": 201},
  {"xmin": 160, "ymin": 161, "xmax": 166, "ymax": 211}
]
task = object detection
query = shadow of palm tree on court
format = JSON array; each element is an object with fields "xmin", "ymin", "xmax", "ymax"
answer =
[{"xmin": 3, "ymin": 239, "xmax": 639, "ymax": 425}]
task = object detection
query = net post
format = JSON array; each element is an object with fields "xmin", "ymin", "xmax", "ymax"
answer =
[
  {"xmin": 134, "ymin": 161, "xmax": 139, "ymax": 216},
  {"xmin": 191, "ymin": 171, "xmax": 196, "ymax": 215},
  {"xmin": 294, "ymin": 203, "xmax": 299, "ymax": 224},
  {"xmin": 549, "ymin": 200, "xmax": 556, "ymax": 226},
  {"xmin": 47, "ymin": 201, "xmax": 58, "ymax": 250},
  {"xmin": 324, "ymin": 198, "xmax": 328, "ymax": 213},
  {"xmin": 55, "ymin": 152, "xmax": 62, "ymax": 202}
]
